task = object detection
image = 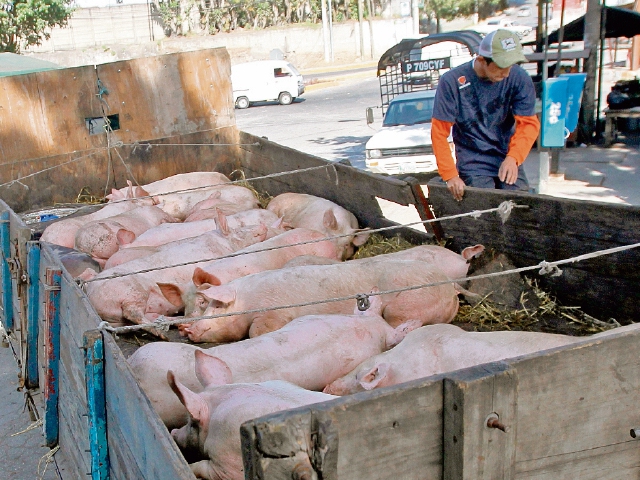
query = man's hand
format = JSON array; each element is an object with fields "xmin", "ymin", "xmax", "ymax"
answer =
[
  {"xmin": 499, "ymin": 156, "xmax": 519, "ymax": 185},
  {"xmin": 446, "ymin": 176, "xmax": 465, "ymax": 201}
]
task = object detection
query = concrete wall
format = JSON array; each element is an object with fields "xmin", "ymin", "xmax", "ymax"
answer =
[{"xmin": 26, "ymin": 7, "xmax": 416, "ymax": 69}]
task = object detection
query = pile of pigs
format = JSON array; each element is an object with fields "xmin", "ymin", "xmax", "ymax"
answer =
[{"xmin": 39, "ymin": 171, "xmax": 622, "ymax": 480}]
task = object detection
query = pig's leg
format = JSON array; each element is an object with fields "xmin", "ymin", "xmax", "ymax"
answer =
[{"xmin": 189, "ymin": 460, "xmax": 217, "ymax": 479}]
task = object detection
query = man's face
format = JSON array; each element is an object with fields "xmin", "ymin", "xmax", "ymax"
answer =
[{"xmin": 484, "ymin": 61, "xmax": 512, "ymax": 83}]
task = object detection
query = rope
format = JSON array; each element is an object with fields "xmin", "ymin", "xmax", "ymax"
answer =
[
  {"xmin": 37, "ymin": 445, "xmax": 60, "ymax": 480},
  {"xmin": 81, "ymin": 201, "xmax": 524, "ymax": 284},
  {"xmin": 11, "ymin": 418, "xmax": 43, "ymax": 437},
  {"xmin": 98, "ymin": 241, "xmax": 640, "ymax": 335}
]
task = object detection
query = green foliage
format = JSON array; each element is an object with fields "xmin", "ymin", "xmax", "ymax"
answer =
[{"xmin": 0, "ymin": 0, "xmax": 74, "ymax": 52}]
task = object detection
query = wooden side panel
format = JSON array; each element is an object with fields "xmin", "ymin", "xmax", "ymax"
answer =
[
  {"xmin": 102, "ymin": 334, "xmax": 195, "ymax": 479},
  {"xmin": 511, "ymin": 327, "xmax": 640, "ymax": 479},
  {"xmin": 427, "ymin": 182, "xmax": 640, "ymax": 323},
  {"xmin": 242, "ymin": 378, "xmax": 444, "ymax": 480},
  {"xmin": 94, "ymin": 48, "xmax": 234, "ymax": 144}
]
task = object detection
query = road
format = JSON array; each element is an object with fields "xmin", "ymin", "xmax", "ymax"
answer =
[{"xmin": 234, "ymin": 75, "xmax": 383, "ymax": 170}]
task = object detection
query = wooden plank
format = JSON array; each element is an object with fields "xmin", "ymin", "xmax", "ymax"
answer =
[
  {"xmin": 106, "ymin": 417, "xmax": 146, "ymax": 480},
  {"xmin": 102, "ymin": 333, "xmax": 195, "ymax": 479},
  {"xmin": 58, "ymin": 362, "xmax": 91, "ymax": 476},
  {"xmin": 242, "ymin": 377, "xmax": 444, "ymax": 480},
  {"xmin": 427, "ymin": 182, "xmax": 640, "ymax": 323},
  {"xmin": 24, "ymin": 241, "xmax": 40, "ymax": 389},
  {"xmin": 84, "ymin": 330, "xmax": 110, "ymax": 480},
  {"xmin": 59, "ymin": 406, "xmax": 91, "ymax": 478},
  {"xmin": 42, "ymin": 267, "xmax": 62, "ymax": 447},
  {"xmin": 508, "ymin": 326, "xmax": 640, "ymax": 478},
  {"xmin": 444, "ymin": 362, "xmax": 518, "ymax": 479}
]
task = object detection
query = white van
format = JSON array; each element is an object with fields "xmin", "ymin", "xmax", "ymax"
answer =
[
  {"xmin": 365, "ymin": 90, "xmax": 453, "ymax": 175},
  {"xmin": 231, "ymin": 60, "xmax": 305, "ymax": 109}
]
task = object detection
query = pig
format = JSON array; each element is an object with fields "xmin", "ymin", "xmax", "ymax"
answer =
[
  {"xmin": 378, "ymin": 243, "xmax": 485, "ymax": 280},
  {"xmin": 157, "ymin": 228, "xmax": 341, "ymax": 317},
  {"xmin": 102, "ymin": 210, "xmax": 285, "ymax": 270},
  {"xmin": 84, "ymin": 219, "xmax": 269, "ymax": 326},
  {"xmin": 74, "ymin": 205, "xmax": 177, "ymax": 266},
  {"xmin": 40, "ymin": 185, "xmax": 154, "ymax": 248},
  {"xmin": 180, "ymin": 258, "xmax": 460, "ymax": 343},
  {"xmin": 266, "ymin": 192, "xmax": 370, "ymax": 260},
  {"xmin": 182, "ymin": 185, "xmax": 260, "ymax": 222},
  {"xmin": 106, "ymin": 173, "xmax": 231, "ymax": 221},
  {"xmin": 168, "ymin": 355, "xmax": 336, "ymax": 480},
  {"xmin": 118, "ymin": 209, "xmax": 281, "ymax": 250},
  {"xmin": 128, "ymin": 293, "xmax": 420, "ymax": 428},
  {"xmin": 45, "ymin": 244, "xmax": 102, "ymax": 279},
  {"xmin": 323, "ymin": 324, "xmax": 585, "ymax": 395}
]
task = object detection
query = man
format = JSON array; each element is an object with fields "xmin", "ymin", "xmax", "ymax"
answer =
[{"xmin": 431, "ymin": 29, "xmax": 540, "ymax": 201}]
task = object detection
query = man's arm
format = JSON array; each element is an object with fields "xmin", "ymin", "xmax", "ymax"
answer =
[
  {"xmin": 499, "ymin": 114, "xmax": 540, "ymax": 184},
  {"xmin": 431, "ymin": 118, "xmax": 465, "ymax": 200}
]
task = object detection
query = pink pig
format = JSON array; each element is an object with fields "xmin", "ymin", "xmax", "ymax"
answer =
[
  {"xmin": 180, "ymin": 258, "xmax": 459, "ymax": 343},
  {"xmin": 266, "ymin": 193, "xmax": 370, "ymax": 260},
  {"xmin": 183, "ymin": 185, "xmax": 260, "ymax": 222},
  {"xmin": 323, "ymin": 324, "xmax": 584, "ymax": 395},
  {"xmin": 158, "ymin": 228, "xmax": 341, "ymax": 317},
  {"xmin": 84, "ymin": 220, "xmax": 269, "ymax": 327},
  {"xmin": 129, "ymin": 293, "xmax": 421, "ymax": 429},
  {"xmin": 168, "ymin": 360, "xmax": 335, "ymax": 480},
  {"xmin": 106, "ymin": 172, "xmax": 231, "ymax": 221},
  {"xmin": 73, "ymin": 205, "xmax": 177, "ymax": 266}
]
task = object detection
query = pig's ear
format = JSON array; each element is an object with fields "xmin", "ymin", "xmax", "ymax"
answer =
[
  {"xmin": 352, "ymin": 228, "xmax": 370, "ymax": 247},
  {"xmin": 270, "ymin": 217, "xmax": 285, "ymax": 229},
  {"xmin": 76, "ymin": 268, "xmax": 98, "ymax": 281},
  {"xmin": 354, "ymin": 288, "xmax": 383, "ymax": 317},
  {"xmin": 194, "ymin": 350, "xmax": 233, "ymax": 387},
  {"xmin": 359, "ymin": 363, "xmax": 390, "ymax": 391},
  {"xmin": 193, "ymin": 268, "xmax": 222, "ymax": 288},
  {"xmin": 157, "ymin": 283, "xmax": 185, "ymax": 308},
  {"xmin": 167, "ymin": 370, "xmax": 209, "ymax": 423},
  {"xmin": 133, "ymin": 186, "xmax": 150, "ymax": 199},
  {"xmin": 199, "ymin": 285, "xmax": 236, "ymax": 306},
  {"xmin": 125, "ymin": 180, "xmax": 134, "ymax": 199},
  {"xmin": 322, "ymin": 210, "xmax": 338, "ymax": 231},
  {"xmin": 116, "ymin": 229, "xmax": 136, "ymax": 246},
  {"xmin": 107, "ymin": 189, "xmax": 122, "ymax": 201},
  {"xmin": 216, "ymin": 209, "xmax": 229, "ymax": 235},
  {"xmin": 461, "ymin": 244, "xmax": 485, "ymax": 261}
]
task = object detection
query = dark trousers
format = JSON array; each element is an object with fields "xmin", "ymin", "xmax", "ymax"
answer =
[{"xmin": 460, "ymin": 165, "xmax": 530, "ymax": 191}]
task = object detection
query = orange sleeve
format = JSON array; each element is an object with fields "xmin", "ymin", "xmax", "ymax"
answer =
[
  {"xmin": 431, "ymin": 118, "xmax": 458, "ymax": 181},
  {"xmin": 507, "ymin": 114, "xmax": 540, "ymax": 165}
]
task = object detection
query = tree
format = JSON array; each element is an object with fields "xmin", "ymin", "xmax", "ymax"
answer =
[{"xmin": 0, "ymin": 0, "xmax": 74, "ymax": 53}]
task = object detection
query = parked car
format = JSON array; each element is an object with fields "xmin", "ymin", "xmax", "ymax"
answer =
[
  {"xmin": 231, "ymin": 60, "xmax": 304, "ymax": 109},
  {"xmin": 365, "ymin": 90, "xmax": 452, "ymax": 175},
  {"xmin": 473, "ymin": 18, "xmax": 533, "ymax": 39},
  {"xmin": 518, "ymin": 6, "xmax": 532, "ymax": 16}
]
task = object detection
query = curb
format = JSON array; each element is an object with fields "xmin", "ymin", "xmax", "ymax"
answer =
[{"xmin": 303, "ymin": 69, "xmax": 377, "ymax": 92}]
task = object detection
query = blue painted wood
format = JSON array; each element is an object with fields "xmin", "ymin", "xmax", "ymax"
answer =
[
  {"xmin": 25, "ymin": 240, "xmax": 40, "ymax": 389},
  {"xmin": 43, "ymin": 268, "xmax": 62, "ymax": 447},
  {"xmin": 84, "ymin": 330, "xmax": 110, "ymax": 480},
  {"xmin": 0, "ymin": 210, "xmax": 12, "ymax": 331}
]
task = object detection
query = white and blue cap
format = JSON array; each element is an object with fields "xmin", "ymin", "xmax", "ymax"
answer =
[{"xmin": 478, "ymin": 29, "xmax": 527, "ymax": 68}]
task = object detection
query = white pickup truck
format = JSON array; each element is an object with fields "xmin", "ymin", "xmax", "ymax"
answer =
[
  {"xmin": 365, "ymin": 90, "xmax": 453, "ymax": 176},
  {"xmin": 472, "ymin": 18, "xmax": 532, "ymax": 40}
]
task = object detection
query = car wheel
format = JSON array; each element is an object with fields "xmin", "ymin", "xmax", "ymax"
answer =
[
  {"xmin": 278, "ymin": 92, "xmax": 293, "ymax": 105},
  {"xmin": 235, "ymin": 96, "xmax": 250, "ymax": 109}
]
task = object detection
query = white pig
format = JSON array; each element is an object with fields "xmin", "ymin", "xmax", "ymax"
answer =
[
  {"xmin": 168, "ymin": 355, "xmax": 336, "ymax": 480},
  {"xmin": 323, "ymin": 324, "xmax": 585, "ymax": 395},
  {"xmin": 266, "ymin": 192, "xmax": 369, "ymax": 260},
  {"xmin": 158, "ymin": 228, "xmax": 341, "ymax": 317},
  {"xmin": 180, "ymin": 258, "xmax": 459, "ymax": 343},
  {"xmin": 128, "ymin": 293, "xmax": 420, "ymax": 428},
  {"xmin": 183, "ymin": 185, "xmax": 260, "ymax": 222},
  {"xmin": 74, "ymin": 205, "xmax": 177, "ymax": 266},
  {"xmin": 84, "ymin": 220, "xmax": 269, "ymax": 326},
  {"xmin": 106, "ymin": 173, "xmax": 231, "ymax": 221}
]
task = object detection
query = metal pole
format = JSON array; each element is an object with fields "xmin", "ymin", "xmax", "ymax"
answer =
[
  {"xmin": 328, "ymin": 0, "xmax": 334, "ymax": 62},
  {"xmin": 321, "ymin": 0, "xmax": 330, "ymax": 62}
]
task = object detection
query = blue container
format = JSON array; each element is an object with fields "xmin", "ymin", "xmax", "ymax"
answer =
[
  {"xmin": 559, "ymin": 73, "xmax": 587, "ymax": 134},
  {"xmin": 37, "ymin": 214, "xmax": 59, "ymax": 222},
  {"xmin": 541, "ymin": 77, "xmax": 569, "ymax": 148}
]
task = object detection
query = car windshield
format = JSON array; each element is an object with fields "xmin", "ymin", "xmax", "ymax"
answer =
[{"xmin": 383, "ymin": 97, "xmax": 435, "ymax": 126}]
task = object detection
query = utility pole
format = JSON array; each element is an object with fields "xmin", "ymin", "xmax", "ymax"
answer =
[
  {"xmin": 321, "ymin": 0, "xmax": 330, "ymax": 62},
  {"xmin": 579, "ymin": 0, "xmax": 602, "ymax": 143},
  {"xmin": 412, "ymin": 0, "xmax": 420, "ymax": 36},
  {"xmin": 358, "ymin": 0, "xmax": 365, "ymax": 60}
]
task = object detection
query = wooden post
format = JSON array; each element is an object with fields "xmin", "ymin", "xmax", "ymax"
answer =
[
  {"xmin": 0, "ymin": 211, "xmax": 12, "ymax": 331},
  {"xmin": 84, "ymin": 330, "xmax": 110, "ymax": 480},
  {"xmin": 444, "ymin": 362, "xmax": 518, "ymax": 479},
  {"xmin": 43, "ymin": 268, "xmax": 62, "ymax": 448},
  {"xmin": 24, "ymin": 240, "xmax": 40, "ymax": 389}
]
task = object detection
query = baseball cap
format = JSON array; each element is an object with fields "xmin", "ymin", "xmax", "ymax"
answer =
[{"xmin": 478, "ymin": 29, "xmax": 527, "ymax": 68}]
